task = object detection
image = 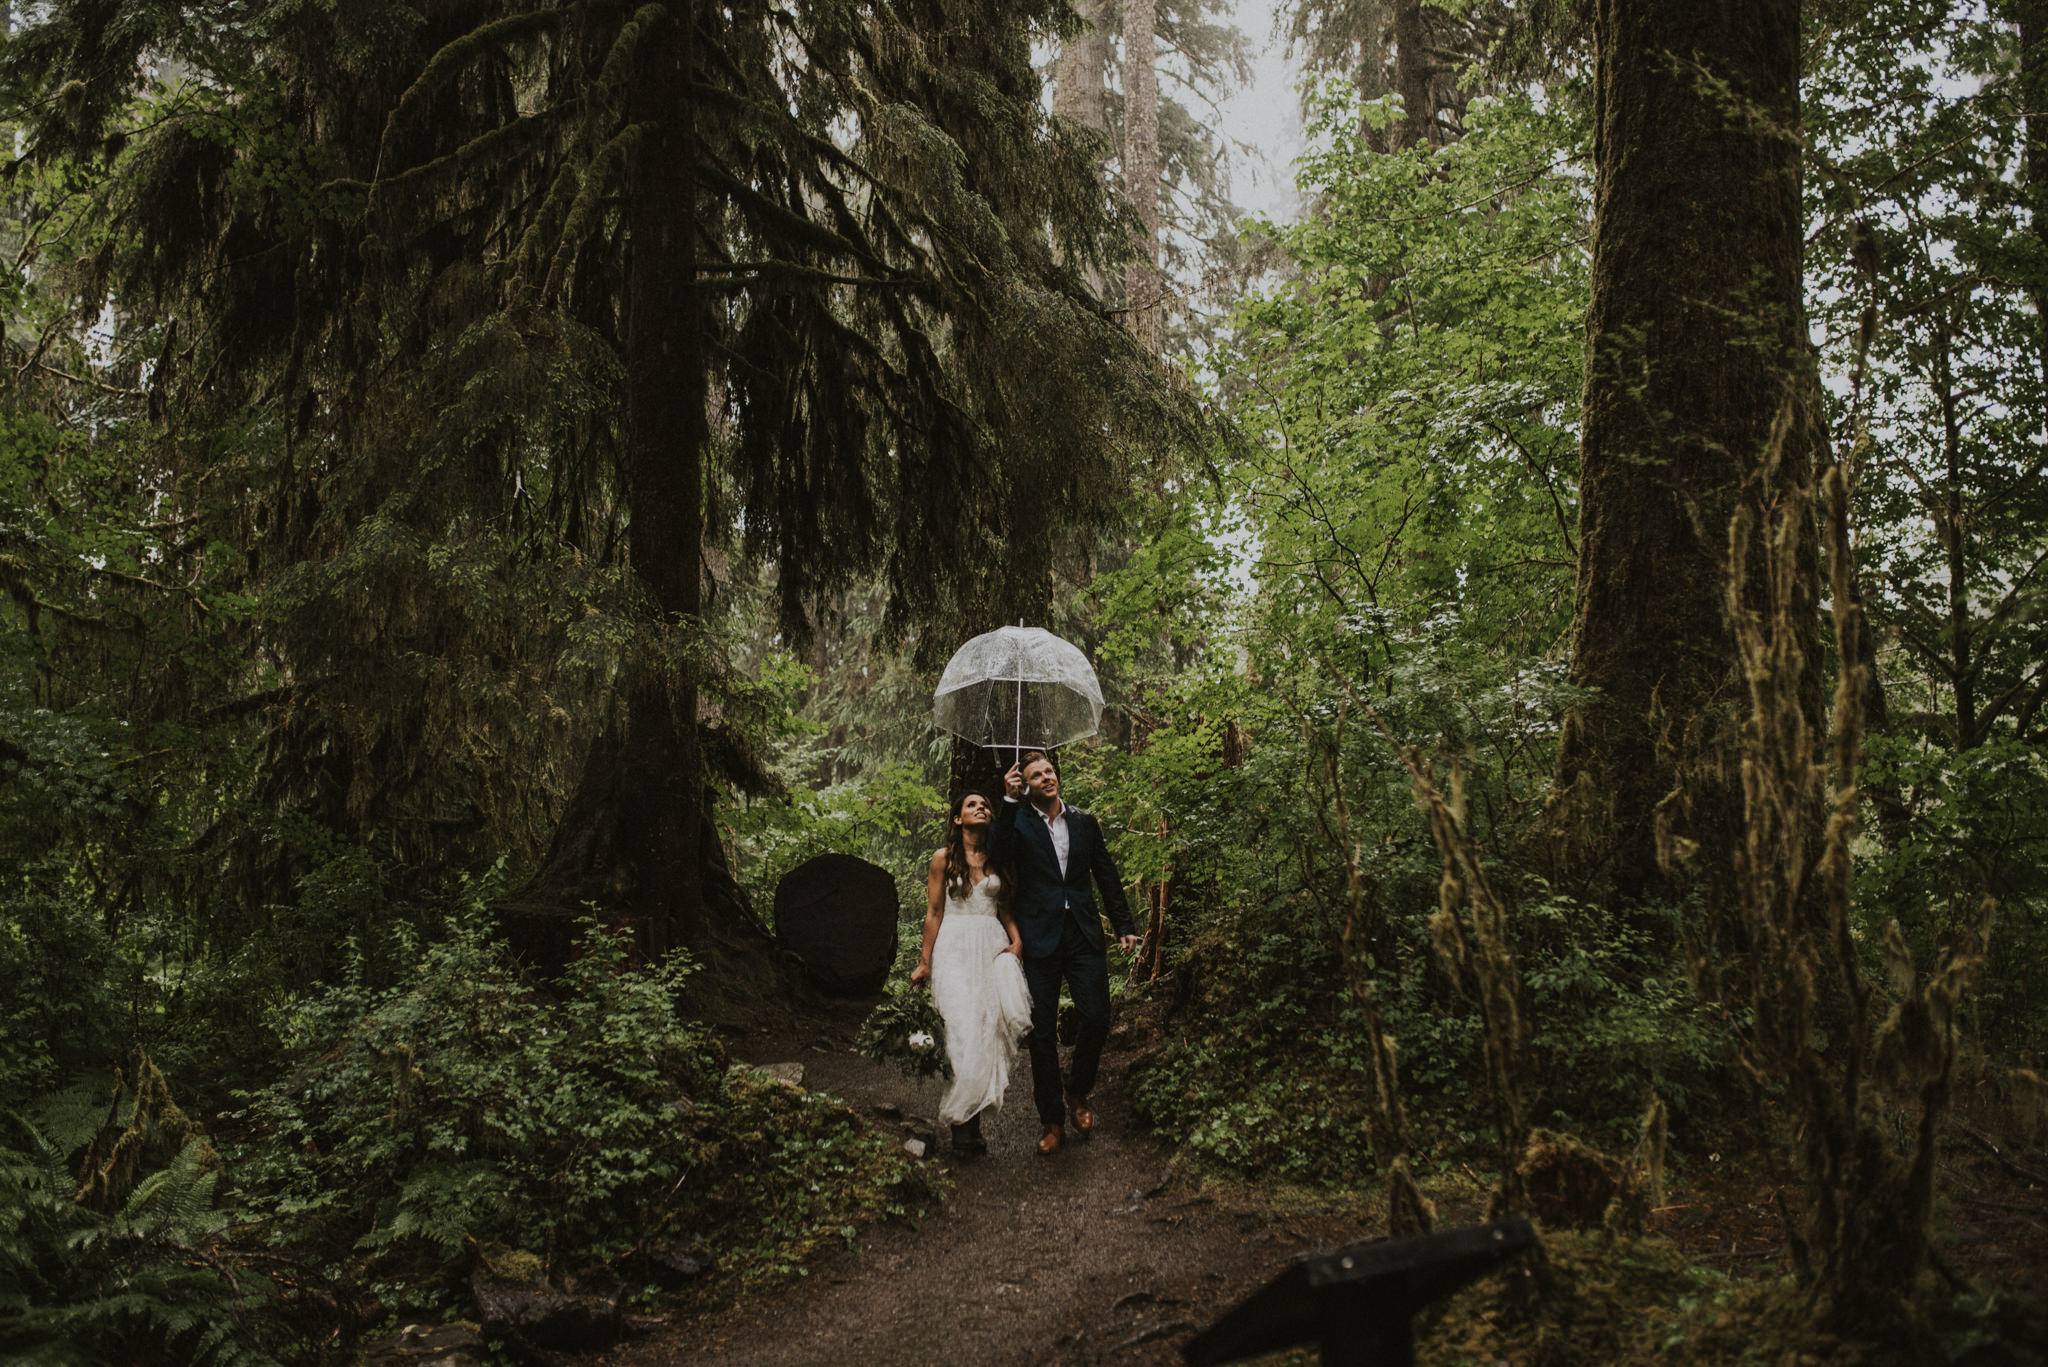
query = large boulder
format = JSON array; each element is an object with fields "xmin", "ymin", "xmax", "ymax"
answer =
[{"xmin": 773, "ymin": 853, "xmax": 899, "ymax": 995}]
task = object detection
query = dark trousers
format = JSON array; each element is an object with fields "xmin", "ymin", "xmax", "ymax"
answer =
[{"xmin": 1022, "ymin": 916, "xmax": 1112, "ymax": 1129}]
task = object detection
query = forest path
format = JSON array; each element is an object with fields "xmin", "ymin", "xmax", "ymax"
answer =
[{"xmin": 592, "ymin": 1003, "xmax": 1375, "ymax": 1367}]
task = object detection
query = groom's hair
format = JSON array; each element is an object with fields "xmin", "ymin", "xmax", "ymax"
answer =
[{"xmin": 1020, "ymin": 750, "xmax": 1052, "ymax": 773}]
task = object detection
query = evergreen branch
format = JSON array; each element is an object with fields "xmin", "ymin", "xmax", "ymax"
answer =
[
  {"xmin": 789, "ymin": 151, "xmax": 925, "ymax": 272},
  {"xmin": 543, "ymin": 123, "xmax": 649, "ymax": 305},
  {"xmin": 190, "ymin": 684, "xmax": 306, "ymax": 725},
  {"xmin": 0, "ymin": 588, "xmax": 110, "ymax": 630},
  {"xmin": 365, "ymin": 104, "xmax": 575, "ymax": 228},
  {"xmin": 694, "ymin": 162, "xmax": 877, "ymax": 267},
  {"xmin": 594, "ymin": 5, "xmax": 671, "ymax": 121},
  {"xmin": 371, "ymin": 10, "xmax": 564, "ymax": 184},
  {"xmin": 16, "ymin": 357, "xmax": 146, "ymax": 396},
  {"xmin": 805, "ymin": 154, "xmax": 925, "ymax": 271},
  {"xmin": 80, "ymin": 564, "xmax": 210, "ymax": 605},
  {"xmin": 687, "ymin": 80, "xmax": 887, "ymax": 194},
  {"xmin": 695, "ymin": 262, "xmax": 922, "ymax": 290},
  {"xmin": 511, "ymin": 162, "xmax": 585, "ymax": 294}
]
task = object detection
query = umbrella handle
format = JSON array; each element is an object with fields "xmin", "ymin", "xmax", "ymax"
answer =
[{"xmin": 1015, "ymin": 620, "xmax": 1024, "ymax": 760}]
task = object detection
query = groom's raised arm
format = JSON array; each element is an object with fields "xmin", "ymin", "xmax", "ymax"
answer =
[
  {"xmin": 1087, "ymin": 815, "xmax": 1136, "ymax": 940},
  {"xmin": 989, "ymin": 790, "xmax": 1023, "ymax": 868}
]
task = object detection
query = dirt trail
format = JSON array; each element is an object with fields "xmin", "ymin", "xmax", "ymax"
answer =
[{"xmin": 595, "ymin": 1009, "xmax": 1373, "ymax": 1367}]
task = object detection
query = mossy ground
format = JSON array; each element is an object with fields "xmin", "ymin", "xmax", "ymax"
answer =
[{"xmin": 1222, "ymin": 1230, "xmax": 2042, "ymax": 1367}]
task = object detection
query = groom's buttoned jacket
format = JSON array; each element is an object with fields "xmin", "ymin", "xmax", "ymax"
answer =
[{"xmin": 991, "ymin": 797, "xmax": 1137, "ymax": 959}]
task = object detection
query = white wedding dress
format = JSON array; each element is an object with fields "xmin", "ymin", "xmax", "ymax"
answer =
[{"xmin": 930, "ymin": 874, "xmax": 1033, "ymax": 1125}]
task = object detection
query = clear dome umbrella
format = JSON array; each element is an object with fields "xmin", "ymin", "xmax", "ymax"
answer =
[{"xmin": 933, "ymin": 625, "xmax": 1104, "ymax": 759}]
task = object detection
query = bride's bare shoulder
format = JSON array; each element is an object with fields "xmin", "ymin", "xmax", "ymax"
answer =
[{"xmin": 929, "ymin": 847, "xmax": 949, "ymax": 872}]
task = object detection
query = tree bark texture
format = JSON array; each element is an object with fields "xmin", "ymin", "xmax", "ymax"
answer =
[
  {"xmin": 506, "ymin": 2, "xmax": 725, "ymax": 968},
  {"xmin": 1054, "ymin": 0, "xmax": 1112, "ymax": 298},
  {"xmin": 1053, "ymin": 0, "xmax": 1109, "ymax": 135},
  {"xmin": 619, "ymin": 0, "xmax": 707, "ymax": 960},
  {"xmin": 1122, "ymin": 0, "xmax": 1165, "ymax": 356},
  {"xmin": 1391, "ymin": 0, "xmax": 1433, "ymax": 150},
  {"xmin": 1550, "ymin": 0, "xmax": 1820, "ymax": 906},
  {"xmin": 2023, "ymin": 3, "xmax": 2048, "ymax": 267}
]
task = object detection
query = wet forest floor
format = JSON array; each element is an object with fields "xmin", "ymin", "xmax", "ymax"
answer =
[
  {"xmin": 582, "ymin": 998, "xmax": 1397, "ymax": 1367},
  {"xmin": 576, "ymin": 995, "xmax": 2048, "ymax": 1367}
]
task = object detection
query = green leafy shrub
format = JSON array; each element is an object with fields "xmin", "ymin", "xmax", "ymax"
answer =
[
  {"xmin": 1859, "ymin": 733, "xmax": 2048, "ymax": 1058},
  {"xmin": 693, "ymin": 1068, "xmax": 935, "ymax": 1283},
  {"xmin": 1517, "ymin": 895, "xmax": 1729, "ymax": 1127},
  {"xmin": 230, "ymin": 916, "xmax": 922, "ymax": 1315},
  {"xmin": 1131, "ymin": 881, "xmax": 1729, "ymax": 1184}
]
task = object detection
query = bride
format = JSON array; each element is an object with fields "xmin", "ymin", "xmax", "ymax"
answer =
[{"xmin": 909, "ymin": 791, "xmax": 1032, "ymax": 1157}]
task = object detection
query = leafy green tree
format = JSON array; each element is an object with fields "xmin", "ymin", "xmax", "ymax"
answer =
[
  {"xmin": 1807, "ymin": 0, "xmax": 2048, "ymax": 1051},
  {"xmin": 1222, "ymin": 84, "xmax": 1587, "ymax": 652},
  {"xmin": 1076, "ymin": 88, "xmax": 1726, "ymax": 1181}
]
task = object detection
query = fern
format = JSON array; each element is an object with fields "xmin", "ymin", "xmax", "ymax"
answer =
[
  {"xmin": 123, "ymin": 1141, "xmax": 222, "ymax": 1235},
  {"xmin": 0, "ymin": 1070, "xmax": 282, "ymax": 1367},
  {"xmin": 25, "ymin": 1074, "xmax": 119, "ymax": 1158}
]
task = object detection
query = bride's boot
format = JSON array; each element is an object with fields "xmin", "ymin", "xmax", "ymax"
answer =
[{"xmin": 949, "ymin": 1112, "xmax": 988, "ymax": 1159}]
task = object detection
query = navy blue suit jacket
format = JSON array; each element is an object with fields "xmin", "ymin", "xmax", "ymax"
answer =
[{"xmin": 989, "ymin": 797, "xmax": 1136, "ymax": 959}]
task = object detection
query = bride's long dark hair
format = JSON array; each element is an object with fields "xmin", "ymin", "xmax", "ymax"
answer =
[{"xmin": 943, "ymin": 791, "xmax": 1005, "ymax": 902}]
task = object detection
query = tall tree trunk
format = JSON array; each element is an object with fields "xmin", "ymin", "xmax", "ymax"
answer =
[
  {"xmin": 2023, "ymin": 3, "xmax": 2048, "ymax": 283},
  {"xmin": 1391, "ymin": 0, "xmax": 1432, "ymax": 150},
  {"xmin": 1123, "ymin": 0, "xmax": 1164, "ymax": 356},
  {"xmin": 503, "ymin": 2, "xmax": 736, "ymax": 970},
  {"xmin": 1054, "ymin": 0, "xmax": 1109, "ymax": 135},
  {"xmin": 618, "ymin": 0, "xmax": 706, "ymax": 961},
  {"xmin": 1933, "ymin": 319, "xmax": 1978, "ymax": 751},
  {"xmin": 1547, "ymin": 0, "xmax": 1819, "ymax": 909},
  {"xmin": 1055, "ymin": 0, "xmax": 1112, "ymax": 297}
]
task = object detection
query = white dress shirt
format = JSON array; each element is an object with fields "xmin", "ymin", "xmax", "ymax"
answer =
[
  {"xmin": 1006, "ymin": 796, "xmax": 1072, "ymax": 883},
  {"xmin": 1040, "ymin": 801, "xmax": 1070, "ymax": 877}
]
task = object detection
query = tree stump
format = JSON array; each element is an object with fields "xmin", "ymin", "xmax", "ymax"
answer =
[{"xmin": 773, "ymin": 853, "xmax": 899, "ymax": 995}]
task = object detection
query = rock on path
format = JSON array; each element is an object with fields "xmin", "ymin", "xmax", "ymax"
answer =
[{"xmin": 593, "ymin": 1021, "xmax": 1370, "ymax": 1367}]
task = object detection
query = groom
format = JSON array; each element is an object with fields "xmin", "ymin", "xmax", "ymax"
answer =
[{"xmin": 992, "ymin": 751, "xmax": 1139, "ymax": 1155}]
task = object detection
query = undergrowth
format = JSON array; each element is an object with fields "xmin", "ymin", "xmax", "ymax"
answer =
[
  {"xmin": 1128, "ymin": 889, "xmax": 1726, "ymax": 1184},
  {"xmin": 1, "ymin": 913, "xmax": 930, "ymax": 1360},
  {"xmin": 1414, "ymin": 1230, "xmax": 2044, "ymax": 1367},
  {"xmin": 228, "ymin": 915, "xmax": 926, "ymax": 1320}
]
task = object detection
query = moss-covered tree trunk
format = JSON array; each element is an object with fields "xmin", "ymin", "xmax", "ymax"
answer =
[
  {"xmin": 617, "ymin": 0, "xmax": 706, "ymax": 962},
  {"xmin": 1548, "ymin": 0, "xmax": 1820, "ymax": 910},
  {"xmin": 506, "ymin": 3, "xmax": 737, "ymax": 969}
]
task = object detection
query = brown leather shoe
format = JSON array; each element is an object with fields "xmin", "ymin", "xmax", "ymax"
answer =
[
  {"xmin": 1037, "ymin": 1125, "xmax": 1064, "ymax": 1156},
  {"xmin": 1065, "ymin": 1092, "xmax": 1094, "ymax": 1135}
]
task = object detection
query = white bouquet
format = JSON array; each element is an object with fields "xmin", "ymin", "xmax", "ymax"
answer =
[{"xmin": 858, "ymin": 982, "xmax": 952, "ymax": 1080}]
